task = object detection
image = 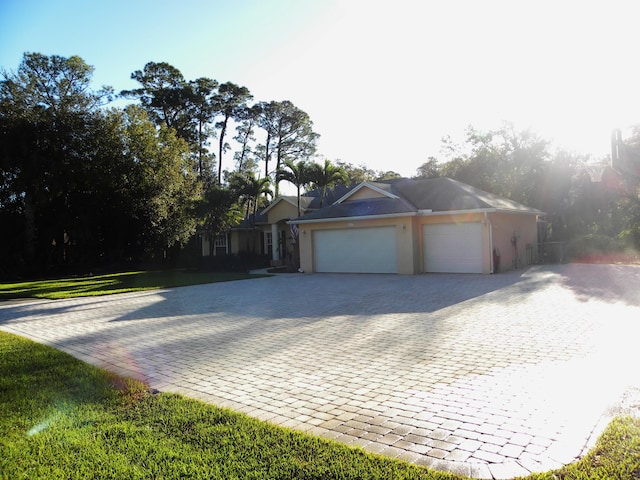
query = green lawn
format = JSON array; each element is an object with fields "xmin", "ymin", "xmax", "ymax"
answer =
[
  {"xmin": 0, "ymin": 270, "xmax": 269, "ymax": 300},
  {"xmin": 1, "ymin": 332, "xmax": 638, "ymax": 480}
]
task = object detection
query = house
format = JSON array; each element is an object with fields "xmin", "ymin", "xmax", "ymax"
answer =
[
  {"xmin": 288, "ymin": 177, "xmax": 544, "ymax": 274},
  {"xmin": 199, "ymin": 185, "xmax": 352, "ymax": 266}
]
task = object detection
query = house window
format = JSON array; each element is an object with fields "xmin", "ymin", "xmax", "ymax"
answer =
[
  {"xmin": 265, "ymin": 232, "xmax": 273, "ymax": 258},
  {"xmin": 214, "ymin": 234, "xmax": 228, "ymax": 256}
]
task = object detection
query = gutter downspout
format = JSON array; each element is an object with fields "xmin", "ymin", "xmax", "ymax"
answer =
[{"xmin": 485, "ymin": 212, "xmax": 494, "ymax": 274}]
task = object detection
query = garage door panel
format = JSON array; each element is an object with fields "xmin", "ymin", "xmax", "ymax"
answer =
[
  {"xmin": 423, "ymin": 223, "xmax": 483, "ymax": 273},
  {"xmin": 314, "ymin": 227, "xmax": 397, "ymax": 273}
]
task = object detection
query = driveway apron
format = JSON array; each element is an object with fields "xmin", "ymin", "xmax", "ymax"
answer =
[{"xmin": 1, "ymin": 264, "xmax": 639, "ymax": 479}]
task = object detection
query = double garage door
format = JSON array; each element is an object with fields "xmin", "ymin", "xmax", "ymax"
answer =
[
  {"xmin": 312, "ymin": 223, "xmax": 483, "ymax": 274},
  {"xmin": 314, "ymin": 226, "xmax": 397, "ymax": 273}
]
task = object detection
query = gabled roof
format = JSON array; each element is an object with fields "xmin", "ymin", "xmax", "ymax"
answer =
[
  {"xmin": 334, "ymin": 181, "xmax": 399, "ymax": 203},
  {"xmin": 302, "ymin": 184, "xmax": 357, "ymax": 209},
  {"xmin": 260, "ymin": 185, "xmax": 357, "ymax": 217},
  {"xmin": 290, "ymin": 177, "xmax": 544, "ymax": 223},
  {"xmin": 260, "ymin": 195, "xmax": 298, "ymax": 215},
  {"xmin": 391, "ymin": 177, "xmax": 543, "ymax": 213}
]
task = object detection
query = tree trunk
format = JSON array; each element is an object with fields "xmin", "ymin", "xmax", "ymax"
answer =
[
  {"xmin": 264, "ymin": 133, "xmax": 271, "ymax": 180},
  {"xmin": 218, "ymin": 117, "xmax": 228, "ymax": 184}
]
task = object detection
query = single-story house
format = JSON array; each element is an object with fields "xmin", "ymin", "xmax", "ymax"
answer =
[{"xmin": 288, "ymin": 177, "xmax": 544, "ymax": 274}]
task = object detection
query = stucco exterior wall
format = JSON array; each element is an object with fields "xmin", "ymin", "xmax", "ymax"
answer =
[
  {"xmin": 346, "ymin": 188, "xmax": 387, "ymax": 201},
  {"xmin": 487, "ymin": 212, "xmax": 539, "ymax": 272},
  {"xmin": 266, "ymin": 200, "xmax": 299, "ymax": 224},
  {"xmin": 297, "ymin": 211, "xmax": 540, "ymax": 275}
]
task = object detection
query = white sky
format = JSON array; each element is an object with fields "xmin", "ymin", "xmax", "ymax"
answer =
[{"xmin": 2, "ymin": 0, "xmax": 640, "ymax": 178}]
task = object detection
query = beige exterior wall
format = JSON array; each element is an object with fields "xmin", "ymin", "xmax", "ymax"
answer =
[
  {"xmin": 264, "ymin": 201, "xmax": 299, "ymax": 263},
  {"xmin": 298, "ymin": 211, "xmax": 540, "ymax": 275},
  {"xmin": 221, "ymin": 199, "xmax": 304, "ymax": 261},
  {"xmin": 487, "ymin": 212, "xmax": 539, "ymax": 272},
  {"xmin": 345, "ymin": 188, "xmax": 388, "ymax": 201},
  {"xmin": 265, "ymin": 200, "xmax": 299, "ymax": 224}
]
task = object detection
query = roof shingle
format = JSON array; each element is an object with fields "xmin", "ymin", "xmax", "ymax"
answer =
[{"xmin": 292, "ymin": 177, "xmax": 543, "ymax": 223}]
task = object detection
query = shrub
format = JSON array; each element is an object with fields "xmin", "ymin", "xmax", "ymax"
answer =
[
  {"xmin": 565, "ymin": 234, "xmax": 625, "ymax": 262},
  {"xmin": 196, "ymin": 252, "xmax": 270, "ymax": 272},
  {"xmin": 619, "ymin": 226, "xmax": 640, "ymax": 251}
]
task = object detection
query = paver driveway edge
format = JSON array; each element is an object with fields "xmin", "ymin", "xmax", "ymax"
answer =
[{"xmin": 1, "ymin": 264, "xmax": 639, "ymax": 479}]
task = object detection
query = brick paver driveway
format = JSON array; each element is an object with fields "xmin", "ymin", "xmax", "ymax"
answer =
[{"xmin": 1, "ymin": 264, "xmax": 639, "ymax": 479}]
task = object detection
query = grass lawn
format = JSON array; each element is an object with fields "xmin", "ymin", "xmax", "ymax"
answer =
[
  {"xmin": 0, "ymin": 270, "xmax": 270, "ymax": 300},
  {"xmin": 1, "ymin": 332, "xmax": 639, "ymax": 480}
]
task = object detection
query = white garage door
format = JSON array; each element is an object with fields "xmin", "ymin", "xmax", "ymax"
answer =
[
  {"xmin": 423, "ymin": 223, "xmax": 483, "ymax": 273},
  {"xmin": 314, "ymin": 226, "xmax": 397, "ymax": 273}
]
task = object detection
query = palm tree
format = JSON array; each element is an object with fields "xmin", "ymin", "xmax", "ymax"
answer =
[
  {"xmin": 232, "ymin": 172, "xmax": 272, "ymax": 219},
  {"xmin": 276, "ymin": 159, "xmax": 313, "ymax": 217},
  {"xmin": 229, "ymin": 172, "xmax": 272, "ymax": 253},
  {"xmin": 308, "ymin": 159, "xmax": 349, "ymax": 207}
]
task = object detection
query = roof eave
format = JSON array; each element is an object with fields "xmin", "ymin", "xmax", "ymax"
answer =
[
  {"xmin": 420, "ymin": 208, "xmax": 544, "ymax": 216},
  {"xmin": 289, "ymin": 206, "xmax": 544, "ymax": 225},
  {"xmin": 288, "ymin": 211, "xmax": 418, "ymax": 225}
]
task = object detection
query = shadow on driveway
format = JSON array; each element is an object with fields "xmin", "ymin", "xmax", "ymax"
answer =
[{"xmin": 557, "ymin": 263, "xmax": 640, "ymax": 306}]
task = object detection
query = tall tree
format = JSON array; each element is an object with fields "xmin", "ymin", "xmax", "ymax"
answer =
[
  {"xmin": 609, "ymin": 126, "xmax": 640, "ymax": 248},
  {"xmin": 213, "ymin": 82, "xmax": 252, "ymax": 184},
  {"xmin": 256, "ymin": 101, "xmax": 277, "ymax": 180},
  {"xmin": 375, "ymin": 171, "xmax": 402, "ymax": 180},
  {"xmin": 119, "ymin": 105, "xmax": 201, "ymax": 257},
  {"xmin": 122, "ymin": 62, "xmax": 221, "ymax": 180},
  {"xmin": 233, "ymin": 104, "xmax": 261, "ymax": 175},
  {"xmin": 438, "ymin": 123, "xmax": 549, "ymax": 205},
  {"xmin": 0, "ymin": 53, "xmax": 112, "ymax": 268},
  {"xmin": 121, "ymin": 62, "xmax": 194, "ymax": 140},
  {"xmin": 188, "ymin": 77, "xmax": 218, "ymax": 181},
  {"xmin": 257, "ymin": 100, "xmax": 318, "ymax": 195},
  {"xmin": 335, "ymin": 161, "xmax": 377, "ymax": 184},
  {"xmin": 414, "ymin": 158, "xmax": 442, "ymax": 178}
]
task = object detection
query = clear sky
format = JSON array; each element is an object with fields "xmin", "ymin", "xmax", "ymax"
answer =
[{"xmin": 2, "ymin": 0, "xmax": 640, "ymax": 178}]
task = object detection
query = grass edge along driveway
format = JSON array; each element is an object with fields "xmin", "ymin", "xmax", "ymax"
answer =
[
  {"xmin": 1, "ymin": 331, "xmax": 639, "ymax": 480},
  {"xmin": 0, "ymin": 270, "xmax": 270, "ymax": 300}
]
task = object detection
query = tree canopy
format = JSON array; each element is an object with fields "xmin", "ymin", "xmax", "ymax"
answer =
[
  {"xmin": 1, "ymin": 52, "xmax": 638, "ymax": 278},
  {"xmin": 1, "ymin": 54, "xmax": 201, "ymax": 275},
  {"xmin": 414, "ymin": 122, "xmax": 640, "ymax": 251}
]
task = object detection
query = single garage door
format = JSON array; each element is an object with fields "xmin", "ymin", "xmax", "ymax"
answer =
[
  {"xmin": 423, "ymin": 223, "xmax": 483, "ymax": 273},
  {"xmin": 314, "ymin": 226, "xmax": 397, "ymax": 273}
]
